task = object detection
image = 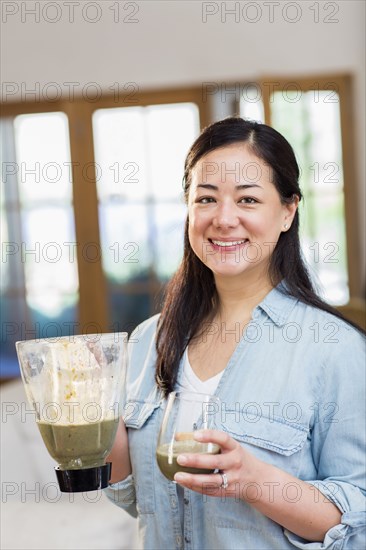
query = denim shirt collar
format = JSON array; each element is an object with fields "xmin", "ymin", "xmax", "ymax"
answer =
[
  {"xmin": 254, "ymin": 281, "xmax": 299, "ymax": 327},
  {"xmin": 175, "ymin": 282, "xmax": 298, "ymax": 389}
]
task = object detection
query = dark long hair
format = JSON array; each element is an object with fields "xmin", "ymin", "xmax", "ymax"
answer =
[{"xmin": 155, "ymin": 117, "xmax": 363, "ymax": 396}]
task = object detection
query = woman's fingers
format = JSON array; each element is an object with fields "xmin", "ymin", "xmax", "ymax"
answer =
[
  {"xmin": 174, "ymin": 471, "xmax": 224, "ymax": 494},
  {"xmin": 173, "ymin": 431, "xmax": 263, "ymax": 499},
  {"xmin": 177, "ymin": 451, "xmax": 225, "ymax": 470},
  {"xmin": 174, "ymin": 430, "xmax": 256, "ymax": 496},
  {"xmin": 175, "ymin": 430, "xmax": 240, "ymax": 470},
  {"xmin": 193, "ymin": 429, "xmax": 238, "ymax": 450},
  {"xmin": 173, "ymin": 430, "xmax": 250, "ymax": 497}
]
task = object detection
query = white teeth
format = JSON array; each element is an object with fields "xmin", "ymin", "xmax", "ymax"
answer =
[{"xmin": 211, "ymin": 239, "xmax": 248, "ymax": 247}]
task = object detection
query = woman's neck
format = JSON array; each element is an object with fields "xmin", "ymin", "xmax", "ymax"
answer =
[{"xmin": 214, "ymin": 273, "xmax": 274, "ymax": 322}]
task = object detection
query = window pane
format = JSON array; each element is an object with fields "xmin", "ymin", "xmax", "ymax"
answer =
[
  {"xmin": 107, "ymin": 288, "xmax": 152, "ymax": 334},
  {"xmin": 28, "ymin": 297, "xmax": 78, "ymax": 337},
  {"xmin": 270, "ymin": 90, "xmax": 348, "ymax": 304},
  {"xmin": 1, "ymin": 112, "xmax": 79, "ymax": 378},
  {"xmin": 21, "ymin": 207, "xmax": 78, "ymax": 316},
  {"xmin": 93, "ymin": 103, "xmax": 199, "ymax": 202},
  {"xmin": 146, "ymin": 103, "xmax": 199, "ymax": 200},
  {"xmin": 93, "ymin": 103, "xmax": 199, "ymax": 286},
  {"xmin": 14, "ymin": 112, "xmax": 72, "ymax": 204},
  {"xmin": 12, "ymin": 111, "xmax": 79, "ymax": 319},
  {"xmin": 0, "ymin": 202, "xmax": 9, "ymax": 292},
  {"xmin": 0, "ymin": 295, "xmax": 27, "ymax": 377},
  {"xmin": 93, "ymin": 107, "xmax": 148, "ymax": 201},
  {"xmin": 93, "ymin": 101, "xmax": 199, "ymax": 327},
  {"xmin": 153, "ymin": 203, "xmax": 187, "ymax": 280},
  {"xmin": 306, "ymin": 92, "xmax": 343, "ymax": 193},
  {"xmin": 99, "ymin": 203, "xmax": 151, "ymax": 283},
  {"xmin": 1, "ymin": 117, "xmax": 21, "ymax": 294}
]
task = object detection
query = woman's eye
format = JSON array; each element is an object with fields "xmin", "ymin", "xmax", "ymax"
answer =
[
  {"xmin": 197, "ymin": 197, "xmax": 215, "ymax": 204},
  {"xmin": 239, "ymin": 197, "xmax": 257, "ymax": 204}
]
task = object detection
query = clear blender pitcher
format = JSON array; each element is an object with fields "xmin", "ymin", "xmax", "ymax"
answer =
[{"xmin": 16, "ymin": 333, "xmax": 127, "ymax": 492}]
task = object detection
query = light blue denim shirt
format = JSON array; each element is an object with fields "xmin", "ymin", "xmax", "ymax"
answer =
[{"xmin": 105, "ymin": 285, "xmax": 366, "ymax": 549}]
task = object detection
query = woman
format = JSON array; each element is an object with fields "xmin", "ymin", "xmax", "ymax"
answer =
[{"xmin": 105, "ymin": 117, "xmax": 365, "ymax": 549}]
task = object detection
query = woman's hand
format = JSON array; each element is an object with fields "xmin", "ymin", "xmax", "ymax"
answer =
[
  {"xmin": 174, "ymin": 429, "xmax": 341, "ymax": 542},
  {"xmin": 174, "ymin": 429, "xmax": 262, "ymax": 499}
]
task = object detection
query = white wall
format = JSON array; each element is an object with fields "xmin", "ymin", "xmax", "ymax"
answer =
[{"xmin": 1, "ymin": 0, "xmax": 365, "ymax": 289}]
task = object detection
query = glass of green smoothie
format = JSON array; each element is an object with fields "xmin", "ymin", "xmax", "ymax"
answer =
[
  {"xmin": 16, "ymin": 332, "xmax": 128, "ymax": 492},
  {"xmin": 156, "ymin": 391, "xmax": 221, "ymax": 482}
]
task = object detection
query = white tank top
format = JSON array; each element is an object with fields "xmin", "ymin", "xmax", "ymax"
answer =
[{"xmin": 177, "ymin": 348, "xmax": 224, "ymax": 396}]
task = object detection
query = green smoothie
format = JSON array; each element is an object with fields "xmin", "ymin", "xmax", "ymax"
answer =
[
  {"xmin": 37, "ymin": 419, "xmax": 118, "ymax": 470},
  {"xmin": 156, "ymin": 440, "xmax": 221, "ymax": 481}
]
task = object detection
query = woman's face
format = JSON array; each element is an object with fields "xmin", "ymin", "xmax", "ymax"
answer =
[{"xmin": 187, "ymin": 144, "xmax": 298, "ymax": 285}]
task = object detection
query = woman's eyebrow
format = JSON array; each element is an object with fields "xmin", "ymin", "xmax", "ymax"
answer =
[{"xmin": 196, "ymin": 183, "xmax": 263, "ymax": 190}]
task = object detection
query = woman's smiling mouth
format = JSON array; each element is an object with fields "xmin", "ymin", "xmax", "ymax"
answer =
[{"xmin": 209, "ymin": 238, "xmax": 249, "ymax": 248}]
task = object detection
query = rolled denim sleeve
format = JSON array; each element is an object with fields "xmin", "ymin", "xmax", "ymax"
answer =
[
  {"xmin": 284, "ymin": 510, "xmax": 366, "ymax": 549},
  {"xmin": 104, "ymin": 474, "xmax": 138, "ymax": 518},
  {"xmin": 285, "ymin": 328, "xmax": 366, "ymax": 549}
]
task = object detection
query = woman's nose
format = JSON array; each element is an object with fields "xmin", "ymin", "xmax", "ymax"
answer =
[{"xmin": 212, "ymin": 202, "xmax": 240, "ymax": 229}]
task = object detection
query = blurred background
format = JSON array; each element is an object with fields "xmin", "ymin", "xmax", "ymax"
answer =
[{"xmin": 0, "ymin": 1, "xmax": 365, "ymax": 548}]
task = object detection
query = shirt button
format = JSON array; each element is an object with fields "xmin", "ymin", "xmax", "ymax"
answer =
[
  {"xmin": 183, "ymin": 498, "xmax": 189, "ymax": 505},
  {"xmin": 176, "ymin": 535, "xmax": 182, "ymax": 547},
  {"xmin": 184, "ymin": 537, "xmax": 191, "ymax": 543}
]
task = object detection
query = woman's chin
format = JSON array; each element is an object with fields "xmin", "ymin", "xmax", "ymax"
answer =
[{"xmin": 209, "ymin": 261, "xmax": 260, "ymax": 278}]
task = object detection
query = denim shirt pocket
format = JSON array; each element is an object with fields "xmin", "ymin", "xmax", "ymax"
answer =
[
  {"xmin": 222, "ymin": 413, "xmax": 309, "ymax": 474},
  {"xmin": 124, "ymin": 398, "xmax": 162, "ymax": 514}
]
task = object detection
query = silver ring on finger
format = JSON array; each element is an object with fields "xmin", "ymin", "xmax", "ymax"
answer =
[{"xmin": 219, "ymin": 471, "xmax": 228, "ymax": 490}]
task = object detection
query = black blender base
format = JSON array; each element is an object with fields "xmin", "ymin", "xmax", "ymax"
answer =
[{"xmin": 55, "ymin": 463, "xmax": 112, "ymax": 492}]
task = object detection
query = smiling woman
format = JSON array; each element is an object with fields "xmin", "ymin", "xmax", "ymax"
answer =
[
  {"xmin": 105, "ymin": 117, "xmax": 365, "ymax": 550},
  {"xmin": 187, "ymin": 144, "xmax": 298, "ymax": 283}
]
